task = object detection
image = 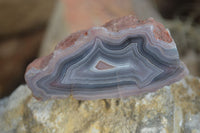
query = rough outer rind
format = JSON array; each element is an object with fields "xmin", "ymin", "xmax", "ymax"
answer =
[
  {"xmin": 26, "ymin": 15, "xmax": 172, "ymax": 72},
  {"xmin": 25, "ymin": 15, "xmax": 188, "ymax": 100}
]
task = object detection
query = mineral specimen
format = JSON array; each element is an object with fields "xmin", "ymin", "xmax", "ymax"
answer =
[{"xmin": 25, "ymin": 15, "xmax": 188, "ymax": 100}]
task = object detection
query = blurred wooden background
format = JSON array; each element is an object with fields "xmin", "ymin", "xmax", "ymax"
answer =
[{"xmin": 0, "ymin": 0, "xmax": 199, "ymax": 98}]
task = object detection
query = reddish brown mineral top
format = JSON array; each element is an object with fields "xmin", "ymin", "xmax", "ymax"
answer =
[
  {"xmin": 25, "ymin": 15, "xmax": 188, "ymax": 100},
  {"xmin": 56, "ymin": 15, "xmax": 172, "ymax": 51},
  {"xmin": 103, "ymin": 15, "xmax": 172, "ymax": 43}
]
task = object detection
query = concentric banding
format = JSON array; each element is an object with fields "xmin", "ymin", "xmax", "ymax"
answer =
[{"xmin": 25, "ymin": 24, "xmax": 188, "ymax": 100}]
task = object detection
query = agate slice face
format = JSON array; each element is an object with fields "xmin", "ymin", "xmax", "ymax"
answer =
[{"xmin": 25, "ymin": 15, "xmax": 188, "ymax": 100}]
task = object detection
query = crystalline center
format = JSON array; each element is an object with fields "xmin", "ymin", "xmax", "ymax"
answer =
[
  {"xmin": 95, "ymin": 60, "xmax": 114, "ymax": 70},
  {"xmin": 25, "ymin": 16, "xmax": 188, "ymax": 100},
  {"xmin": 34, "ymin": 34, "xmax": 182, "ymax": 100}
]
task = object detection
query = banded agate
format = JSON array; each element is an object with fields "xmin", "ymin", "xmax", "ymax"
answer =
[{"xmin": 25, "ymin": 15, "xmax": 188, "ymax": 100}]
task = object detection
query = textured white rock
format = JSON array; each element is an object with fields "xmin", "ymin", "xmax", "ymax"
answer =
[
  {"xmin": 0, "ymin": 76, "xmax": 200, "ymax": 133},
  {"xmin": 0, "ymin": 85, "xmax": 31, "ymax": 133}
]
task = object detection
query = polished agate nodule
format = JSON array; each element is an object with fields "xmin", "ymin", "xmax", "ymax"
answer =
[{"xmin": 25, "ymin": 15, "xmax": 188, "ymax": 100}]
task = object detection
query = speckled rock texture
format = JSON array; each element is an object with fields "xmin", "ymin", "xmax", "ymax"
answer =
[{"xmin": 0, "ymin": 76, "xmax": 199, "ymax": 133}]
